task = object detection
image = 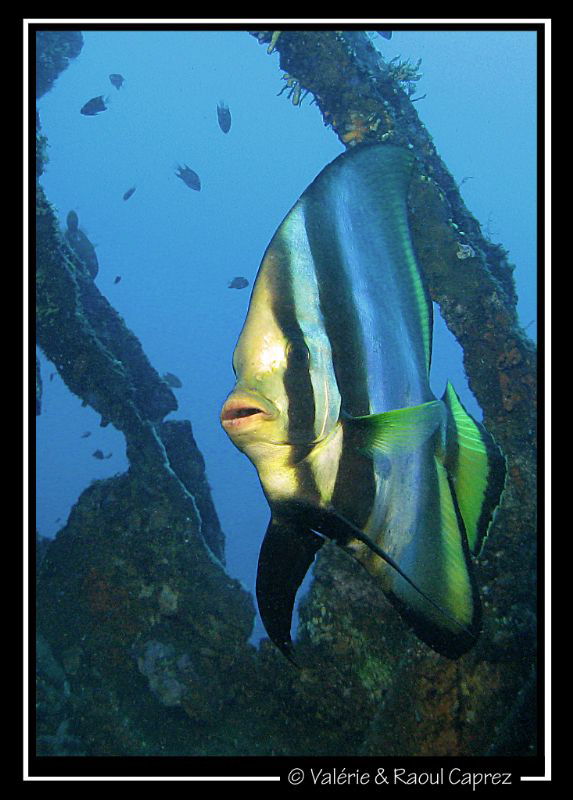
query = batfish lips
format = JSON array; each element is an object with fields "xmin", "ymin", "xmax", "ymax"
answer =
[{"xmin": 221, "ymin": 389, "xmax": 278, "ymax": 436}]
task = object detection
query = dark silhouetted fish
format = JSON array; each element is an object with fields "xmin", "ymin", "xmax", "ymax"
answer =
[
  {"xmin": 162, "ymin": 371, "xmax": 183, "ymax": 388},
  {"xmin": 123, "ymin": 186, "xmax": 136, "ymax": 201},
  {"xmin": 175, "ymin": 164, "xmax": 201, "ymax": 191},
  {"xmin": 109, "ymin": 73, "xmax": 124, "ymax": 90},
  {"xmin": 228, "ymin": 277, "xmax": 249, "ymax": 289},
  {"xmin": 114, "ymin": 275, "xmax": 122, "ymax": 284},
  {"xmin": 80, "ymin": 431, "xmax": 92, "ymax": 438},
  {"xmin": 92, "ymin": 449, "xmax": 112, "ymax": 459},
  {"xmin": 221, "ymin": 144, "xmax": 506, "ymax": 664},
  {"xmin": 65, "ymin": 210, "xmax": 99, "ymax": 279},
  {"xmin": 67, "ymin": 210, "xmax": 79, "ymax": 232},
  {"xmin": 217, "ymin": 101, "xmax": 232, "ymax": 133},
  {"xmin": 80, "ymin": 95, "xmax": 108, "ymax": 116},
  {"xmin": 377, "ymin": 31, "xmax": 392, "ymax": 39}
]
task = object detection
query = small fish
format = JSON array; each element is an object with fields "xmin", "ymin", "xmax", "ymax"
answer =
[
  {"xmin": 228, "ymin": 277, "xmax": 249, "ymax": 290},
  {"xmin": 66, "ymin": 210, "xmax": 79, "ymax": 233},
  {"xmin": 217, "ymin": 101, "xmax": 232, "ymax": 133},
  {"xmin": 175, "ymin": 164, "xmax": 201, "ymax": 191},
  {"xmin": 64, "ymin": 210, "xmax": 99, "ymax": 279},
  {"xmin": 49, "ymin": 372, "xmax": 55, "ymax": 382},
  {"xmin": 162, "ymin": 371, "xmax": 183, "ymax": 388},
  {"xmin": 92, "ymin": 449, "xmax": 112, "ymax": 459},
  {"xmin": 123, "ymin": 186, "xmax": 136, "ymax": 201},
  {"xmin": 114, "ymin": 275, "xmax": 122, "ymax": 284},
  {"xmin": 109, "ymin": 73, "xmax": 124, "ymax": 90},
  {"xmin": 80, "ymin": 95, "xmax": 108, "ymax": 116},
  {"xmin": 376, "ymin": 31, "xmax": 393, "ymax": 40},
  {"xmin": 80, "ymin": 431, "xmax": 92, "ymax": 438},
  {"xmin": 221, "ymin": 144, "xmax": 506, "ymax": 664}
]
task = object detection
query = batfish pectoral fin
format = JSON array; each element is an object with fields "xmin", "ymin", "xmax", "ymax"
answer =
[
  {"xmin": 256, "ymin": 514, "xmax": 325, "ymax": 664},
  {"xmin": 440, "ymin": 381, "xmax": 507, "ymax": 556},
  {"xmin": 344, "ymin": 400, "xmax": 446, "ymax": 457}
]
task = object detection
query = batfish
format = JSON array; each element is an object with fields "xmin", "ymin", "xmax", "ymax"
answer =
[{"xmin": 221, "ymin": 144, "xmax": 506, "ymax": 663}]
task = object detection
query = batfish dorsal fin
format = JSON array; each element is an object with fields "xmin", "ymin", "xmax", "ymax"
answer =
[{"xmin": 256, "ymin": 516, "xmax": 324, "ymax": 664}]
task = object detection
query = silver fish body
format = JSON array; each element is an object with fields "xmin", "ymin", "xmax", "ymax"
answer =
[{"xmin": 221, "ymin": 144, "xmax": 506, "ymax": 662}]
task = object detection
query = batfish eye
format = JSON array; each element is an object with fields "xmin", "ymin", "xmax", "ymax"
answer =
[{"xmin": 287, "ymin": 341, "xmax": 310, "ymax": 364}]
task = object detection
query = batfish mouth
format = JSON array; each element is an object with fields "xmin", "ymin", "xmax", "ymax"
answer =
[{"xmin": 221, "ymin": 392, "xmax": 277, "ymax": 432}]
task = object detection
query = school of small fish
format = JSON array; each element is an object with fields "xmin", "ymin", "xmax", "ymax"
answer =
[{"xmin": 78, "ymin": 75, "xmax": 238, "ymax": 290}]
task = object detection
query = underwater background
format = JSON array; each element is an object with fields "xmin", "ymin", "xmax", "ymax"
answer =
[{"xmin": 34, "ymin": 27, "xmax": 538, "ymax": 763}]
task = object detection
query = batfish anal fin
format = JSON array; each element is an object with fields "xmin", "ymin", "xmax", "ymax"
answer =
[
  {"xmin": 344, "ymin": 400, "xmax": 446, "ymax": 457},
  {"xmin": 324, "ymin": 507, "xmax": 478, "ymax": 656},
  {"xmin": 256, "ymin": 515, "xmax": 324, "ymax": 664}
]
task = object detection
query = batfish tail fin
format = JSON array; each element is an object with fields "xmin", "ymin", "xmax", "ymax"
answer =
[
  {"xmin": 335, "ymin": 395, "xmax": 502, "ymax": 658},
  {"xmin": 388, "ymin": 454, "xmax": 482, "ymax": 657},
  {"xmin": 384, "ymin": 382, "xmax": 507, "ymax": 657},
  {"xmin": 440, "ymin": 381, "xmax": 507, "ymax": 556}
]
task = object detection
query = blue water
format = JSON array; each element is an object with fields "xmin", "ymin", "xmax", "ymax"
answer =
[{"xmin": 35, "ymin": 28, "xmax": 537, "ymax": 645}]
